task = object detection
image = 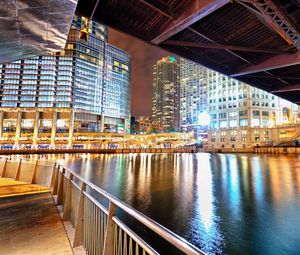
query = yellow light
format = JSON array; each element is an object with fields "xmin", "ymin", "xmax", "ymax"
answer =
[{"xmin": 79, "ymin": 17, "xmax": 89, "ymax": 41}]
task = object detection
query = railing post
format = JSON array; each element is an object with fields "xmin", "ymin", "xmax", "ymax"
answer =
[
  {"xmin": 15, "ymin": 158, "xmax": 22, "ymax": 181},
  {"xmin": 57, "ymin": 168, "xmax": 65, "ymax": 205},
  {"xmin": 102, "ymin": 200, "xmax": 116, "ymax": 255},
  {"xmin": 50, "ymin": 162, "xmax": 57, "ymax": 190},
  {"xmin": 0, "ymin": 158, "xmax": 8, "ymax": 177},
  {"xmin": 62, "ymin": 172, "xmax": 73, "ymax": 221},
  {"xmin": 73, "ymin": 182, "xmax": 86, "ymax": 248},
  {"xmin": 52, "ymin": 164, "xmax": 59, "ymax": 195},
  {"xmin": 31, "ymin": 160, "xmax": 39, "ymax": 184}
]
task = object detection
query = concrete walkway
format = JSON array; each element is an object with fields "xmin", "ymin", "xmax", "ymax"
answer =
[{"xmin": 0, "ymin": 191, "xmax": 73, "ymax": 255}]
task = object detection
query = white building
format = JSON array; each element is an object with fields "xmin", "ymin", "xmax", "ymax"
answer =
[
  {"xmin": 179, "ymin": 58, "xmax": 208, "ymax": 136},
  {"xmin": 206, "ymin": 70, "xmax": 300, "ymax": 149}
]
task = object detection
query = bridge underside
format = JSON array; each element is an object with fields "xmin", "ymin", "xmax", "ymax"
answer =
[
  {"xmin": 76, "ymin": 0, "xmax": 300, "ymax": 103},
  {"xmin": 0, "ymin": 0, "xmax": 78, "ymax": 63}
]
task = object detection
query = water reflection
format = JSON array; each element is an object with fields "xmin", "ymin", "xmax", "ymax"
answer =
[{"xmin": 62, "ymin": 153, "xmax": 300, "ymax": 255}]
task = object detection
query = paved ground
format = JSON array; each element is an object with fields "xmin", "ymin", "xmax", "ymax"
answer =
[{"xmin": 0, "ymin": 192, "xmax": 73, "ymax": 255}]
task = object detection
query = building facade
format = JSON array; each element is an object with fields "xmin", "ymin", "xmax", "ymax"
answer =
[
  {"xmin": 0, "ymin": 15, "xmax": 131, "ymax": 149},
  {"xmin": 179, "ymin": 58, "xmax": 208, "ymax": 136},
  {"xmin": 206, "ymin": 70, "xmax": 300, "ymax": 149},
  {"xmin": 136, "ymin": 116, "xmax": 162, "ymax": 134},
  {"xmin": 152, "ymin": 56, "xmax": 179, "ymax": 132}
]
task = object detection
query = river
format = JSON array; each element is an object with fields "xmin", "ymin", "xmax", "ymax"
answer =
[{"xmin": 60, "ymin": 153, "xmax": 300, "ymax": 255}]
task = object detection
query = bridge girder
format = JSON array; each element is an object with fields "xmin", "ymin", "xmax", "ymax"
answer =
[
  {"xmin": 151, "ymin": 0, "xmax": 229, "ymax": 45},
  {"xmin": 76, "ymin": 0, "xmax": 300, "ymax": 103}
]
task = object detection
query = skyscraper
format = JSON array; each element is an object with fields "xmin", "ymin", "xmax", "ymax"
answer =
[
  {"xmin": 179, "ymin": 58, "xmax": 207, "ymax": 135},
  {"xmin": 0, "ymin": 15, "xmax": 131, "ymax": 149},
  {"xmin": 103, "ymin": 45, "xmax": 131, "ymax": 134},
  {"xmin": 152, "ymin": 56, "xmax": 179, "ymax": 132}
]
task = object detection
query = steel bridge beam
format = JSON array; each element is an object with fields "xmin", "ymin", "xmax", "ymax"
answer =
[
  {"xmin": 231, "ymin": 52, "xmax": 300, "ymax": 77},
  {"xmin": 151, "ymin": 0, "xmax": 229, "ymax": 45},
  {"xmin": 138, "ymin": 0, "xmax": 174, "ymax": 19},
  {"xmin": 187, "ymin": 27, "xmax": 253, "ymax": 65},
  {"xmin": 271, "ymin": 84, "xmax": 300, "ymax": 93},
  {"xmin": 238, "ymin": 0, "xmax": 300, "ymax": 49},
  {"xmin": 162, "ymin": 40, "xmax": 286, "ymax": 54}
]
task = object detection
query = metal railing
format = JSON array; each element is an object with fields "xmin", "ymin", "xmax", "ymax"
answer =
[{"xmin": 52, "ymin": 161, "xmax": 206, "ymax": 255}]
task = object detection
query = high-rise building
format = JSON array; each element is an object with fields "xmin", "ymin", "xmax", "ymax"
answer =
[
  {"xmin": 179, "ymin": 58, "xmax": 208, "ymax": 136},
  {"xmin": 103, "ymin": 45, "xmax": 131, "ymax": 134},
  {"xmin": 152, "ymin": 56, "xmax": 179, "ymax": 132},
  {"xmin": 206, "ymin": 70, "xmax": 300, "ymax": 149},
  {"xmin": 175, "ymin": 58, "xmax": 300, "ymax": 148},
  {"xmin": 0, "ymin": 15, "xmax": 131, "ymax": 149}
]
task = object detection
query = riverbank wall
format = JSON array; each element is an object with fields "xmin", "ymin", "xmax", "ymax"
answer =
[
  {"xmin": 254, "ymin": 147, "xmax": 300, "ymax": 154},
  {"xmin": 0, "ymin": 147, "xmax": 197, "ymax": 155},
  {"xmin": 2, "ymin": 147, "xmax": 300, "ymax": 155},
  {"xmin": 205, "ymin": 147, "xmax": 300, "ymax": 154}
]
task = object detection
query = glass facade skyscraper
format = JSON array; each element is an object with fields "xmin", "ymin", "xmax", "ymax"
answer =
[
  {"xmin": 152, "ymin": 56, "xmax": 179, "ymax": 132},
  {"xmin": 0, "ymin": 15, "xmax": 131, "ymax": 149},
  {"xmin": 103, "ymin": 45, "xmax": 131, "ymax": 133}
]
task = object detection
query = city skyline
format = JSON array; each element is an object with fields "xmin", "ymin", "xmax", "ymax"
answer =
[
  {"xmin": 110, "ymin": 28, "xmax": 300, "ymax": 124},
  {"xmin": 108, "ymin": 28, "xmax": 168, "ymax": 117}
]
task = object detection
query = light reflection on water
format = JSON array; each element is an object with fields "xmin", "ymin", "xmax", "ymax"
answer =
[{"xmin": 60, "ymin": 153, "xmax": 300, "ymax": 255}]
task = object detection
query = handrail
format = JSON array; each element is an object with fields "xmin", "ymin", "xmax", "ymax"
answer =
[{"xmin": 55, "ymin": 161, "xmax": 206, "ymax": 255}]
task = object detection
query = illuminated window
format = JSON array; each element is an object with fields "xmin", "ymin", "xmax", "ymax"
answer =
[
  {"xmin": 239, "ymin": 119, "xmax": 248, "ymax": 126},
  {"xmin": 253, "ymin": 110, "xmax": 260, "ymax": 116}
]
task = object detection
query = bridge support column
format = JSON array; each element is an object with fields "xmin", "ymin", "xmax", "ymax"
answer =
[
  {"xmin": 68, "ymin": 111, "xmax": 74, "ymax": 149},
  {"xmin": 14, "ymin": 111, "xmax": 22, "ymax": 148},
  {"xmin": 33, "ymin": 111, "xmax": 39, "ymax": 147},
  {"xmin": 0, "ymin": 111, "xmax": 3, "ymax": 138},
  {"xmin": 51, "ymin": 111, "xmax": 57, "ymax": 148}
]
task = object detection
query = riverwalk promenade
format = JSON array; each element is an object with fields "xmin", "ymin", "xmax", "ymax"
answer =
[
  {"xmin": 0, "ymin": 160, "xmax": 74, "ymax": 255},
  {"xmin": 0, "ymin": 191, "xmax": 73, "ymax": 255},
  {"xmin": 0, "ymin": 157, "xmax": 205, "ymax": 255}
]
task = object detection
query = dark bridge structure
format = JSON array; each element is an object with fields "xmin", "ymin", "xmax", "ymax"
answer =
[{"xmin": 76, "ymin": 0, "xmax": 300, "ymax": 103}]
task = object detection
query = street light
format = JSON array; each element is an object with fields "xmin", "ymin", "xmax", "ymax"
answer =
[{"xmin": 199, "ymin": 112, "xmax": 210, "ymax": 126}]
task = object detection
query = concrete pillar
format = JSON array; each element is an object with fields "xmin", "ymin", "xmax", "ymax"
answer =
[
  {"xmin": 51, "ymin": 111, "xmax": 57, "ymax": 147},
  {"xmin": 14, "ymin": 111, "xmax": 22, "ymax": 147},
  {"xmin": 100, "ymin": 114, "xmax": 105, "ymax": 133},
  {"xmin": 68, "ymin": 110, "xmax": 75, "ymax": 148},
  {"xmin": 33, "ymin": 111, "xmax": 39, "ymax": 146},
  {"xmin": 0, "ymin": 111, "xmax": 4, "ymax": 138},
  {"xmin": 124, "ymin": 118, "xmax": 130, "ymax": 135}
]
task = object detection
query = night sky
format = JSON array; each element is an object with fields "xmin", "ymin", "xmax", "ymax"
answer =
[{"xmin": 108, "ymin": 28, "xmax": 169, "ymax": 118}]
